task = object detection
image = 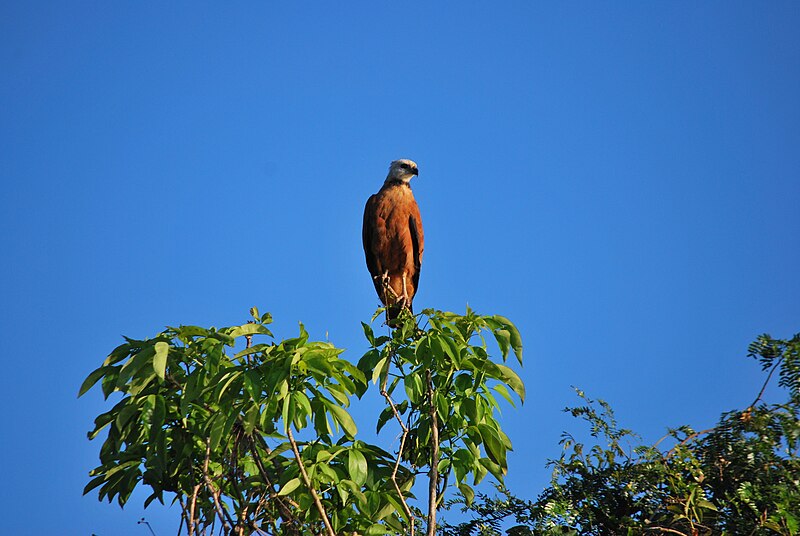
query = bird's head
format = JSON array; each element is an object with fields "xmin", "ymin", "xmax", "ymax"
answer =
[{"xmin": 385, "ymin": 159, "xmax": 419, "ymax": 184}]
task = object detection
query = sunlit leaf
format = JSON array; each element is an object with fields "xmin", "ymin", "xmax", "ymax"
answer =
[
  {"xmin": 278, "ymin": 477, "xmax": 302, "ymax": 496},
  {"xmin": 153, "ymin": 342, "xmax": 168, "ymax": 381},
  {"xmin": 348, "ymin": 449, "xmax": 368, "ymax": 486},
  {"xmin": 79, "ymin": 366, "xmax": 108, "ymax": 397},
  {"xmin": 326, "ymin": 402, "xmax": 358, "ymax": 438},
  {"xmin": 494, "ymin": 363, "xmax": 526, "ymax": 403}
]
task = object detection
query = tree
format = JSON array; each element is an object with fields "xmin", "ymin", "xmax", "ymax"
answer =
[
  {"xmin": 80, "ymin": 307, "xmax": 525, "ymax": 536},
  {"xmin": 443, "ymin": 333, "xmax": 800, "ymax": 536}
]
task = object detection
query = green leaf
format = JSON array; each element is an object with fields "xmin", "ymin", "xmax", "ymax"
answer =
[
  {"xmin": 372, "ymin": 356, "xmax": 389, "ymax": 385},
  {"xmin": 325, "ymin": 402, "xmax": 358, "ymax": 438},
  {"xmin": 405, "ymin": 371, "xmax": 423, "ymax": 404},
  {"xmin": 235, "ymin": 343, "xmax": 272, "ymax": 360},
  {"xmin": 115, "ymin": 401, "xmax": 138, "ymax": 432},
  {"xmin": 243, "ymin": 403, "xmax": 259, "ymax": 435},
  {"xmin": 458, "ymin": 482, "xmax": 475, "ymax": 505},
  {"xmin": 494, "ymin": 363, "xmax": 526, "ymax": 403},
  {"xmin": 278, "ymin": 477, "xmax": 302, "ymax": 496},
  {"xmin": 376, "ymin": 406, "xmax": 395, "ymax": 433},
  {"xmin": 282, "ymin": 394, "xmax": 294, "ymax": 432},
  {"xmin": 493, "ymin": 329, "xmax": 511, "ymax": 360},
  {"xmin": 478, "ymin": 423, "xmax": 507, "ymax": 468},
  {"xmin": 79, "ymin": 366, "xmax": 108, "ymax": 397},
  {"xmin": 366, "ymin": 524, "xmax": 391, "ymax": 536},
  {"xmin": 696, "ymin": 499, "xmax": 718, "ymax": 512},
  {"xmin": 148, "ymin": 395, "xmax": 166, "ymax": 441},
  {"xmin": 493, "ymin": 383, "xmax": 516, "ymax": 407},
  {"xmin": 243, "ymin": 370, "xmax": 262, "ymax": 400},
  {"xmin": 313, "ymin": 403, "xmax": 332, "ymax": 437},
  {"xmin": 362, "ymin": 322, "xmax": 375, "ymax": 346},
  {"xmin": 478, "ymin": 457, "xmax": 505, "ymax": 481},
  {"xmin": 103, "ymin": 341, "xmax": 132, "ymax": 366},
  {"xmin": 452, "ymin": 448, "xmax": 473, "ymax": 483},
  {"xmin": 493, "ymin": 315, "xmax": 523, "ymax": 364},
  {"xmin": 348, "ymin": 449, "xmax": 368, "ymax": 486},
  {"xmin": 228, "ymin": 323, "xmax": 273, "ymax": 339},
  {"xmin": 117, "ymin": 345, "xmax": 155, "ymax": 388},
  {"xmin": 153, "ymin": 342, "xmax": 168, "ymax": 381},
  {"xmin": 208, "ymin": 412, "xmax": 228, "ymax": 451},
  {"xmin": 83, "ymin": 474, "xmax": 107, "ymax": 495}
]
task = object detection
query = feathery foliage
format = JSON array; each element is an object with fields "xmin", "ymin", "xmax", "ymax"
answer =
[{"xmin": 443, "ymin": 333, "xmax": 800, "ymax": 536}]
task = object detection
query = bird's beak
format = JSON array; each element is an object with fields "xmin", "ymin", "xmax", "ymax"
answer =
[{"xmin": 412, "ymin": 168, "xmax": 419, "ymax": 176}]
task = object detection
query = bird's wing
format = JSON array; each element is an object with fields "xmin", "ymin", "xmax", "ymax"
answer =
[
  {"xmin": 362, "ymin": 193, "xmax": 381, "ymax": 285},
  {"xmin": 408, "ymin": 198, "xmax": 424, "ymax": 291}
]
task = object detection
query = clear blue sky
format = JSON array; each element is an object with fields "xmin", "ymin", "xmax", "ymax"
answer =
[{"xmin": 1, "ymin": 3, "xmax": 798, "ymax": 534}]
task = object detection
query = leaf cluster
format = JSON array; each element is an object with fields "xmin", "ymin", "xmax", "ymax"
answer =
[
  {"xmin": 80, "ymin": 306, "xmax": 526, "ymax": 536},
  {"xmin": 360, "ymin": 308, "xmax": 525, "ymax": 509},
  {"xmin": 443, "ymin": 333, "xmax": 800, "ymax": 536}
]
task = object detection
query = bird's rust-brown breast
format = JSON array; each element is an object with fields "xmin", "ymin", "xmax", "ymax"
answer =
[{"xmin": 362, "ymin": 182, "xmax": 424, "ymax": 314}]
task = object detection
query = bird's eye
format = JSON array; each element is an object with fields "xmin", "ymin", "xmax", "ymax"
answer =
[{"xmin": 400, "ymin": 163, "xmax": 409, "ymax": 169}]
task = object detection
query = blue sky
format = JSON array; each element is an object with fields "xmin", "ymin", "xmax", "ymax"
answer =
[{"xmin": 1, "ymin": 2, "xmax": 798, "ymax": 534}]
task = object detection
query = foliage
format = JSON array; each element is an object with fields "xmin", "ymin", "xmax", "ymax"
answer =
[
  {"xmin": 443, "ymin": 333, "xmax": 800, "ymax": 536},
  {"xmin": 80, "ymin": 307, "xmax": 524, "ymax": 536}
]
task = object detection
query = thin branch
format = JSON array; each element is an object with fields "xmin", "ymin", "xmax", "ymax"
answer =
[
  {"xmin": 381, "ymin": 347, "xmax": 415, "ymax": 536},
  {"xmin": 177, "ymin": 495, "xmax": 187, "ymax": 536},
  {"xmin": 749, "ymin": 356, "xmax": 783, "ymax": 409},
  {"xmin": 392, "ymin": 424, "xmax": 415, "ymax": 535},
  {"xmin": 662, "ymin": 359, "xmax": 784, "ymax": 459},
  {"xmin": 426, "ymin": 369, "xmax": 439, "ymax": 536},
  {"xmin": 666, "ymin": 428, "xmax": 716, "ymax": 458},
  {"xmin": 251, "ymin": 435, "xmax": 301, "ymax": 533},
  {"xmin": 644, "ymin": 527, "xmax": 690, "ymax": 535},
  {"xmin": 286, "ymin": 427, "xmax": 336, "ymax": 536},
  {"xmin": 203, "ymin": 475, "xmax": 232, "ymax": 535}
]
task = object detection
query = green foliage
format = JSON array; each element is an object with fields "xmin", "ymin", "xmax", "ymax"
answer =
[
  {"xmin": 361, "ymin": 308, "xmax": 524, "ymax": 497},
  {"xmin": 80, "ymin": 307, "xmax": 525, "ymax": 536},
  {"xmin": 443, "ymin": 333, "xmax": 800, "ymax": 536}
]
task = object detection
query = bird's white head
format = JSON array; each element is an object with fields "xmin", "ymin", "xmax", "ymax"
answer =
[{"xmin": 385, "ymin": 159, "xmax": 419, "ymax": 184}]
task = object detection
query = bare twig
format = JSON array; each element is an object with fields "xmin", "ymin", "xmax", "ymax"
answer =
[
  {"xmin": 656, "ymin": 354, "xmax": 784, "ymax": 454},
  {"xmin": 203, "ymin": 475, "xmax": 232, "ymax": 534},
  {"xmin": 666, "ymin": 428, "xmax": 716, "ymax": 458},
  {"xmin": 188, "ymin": 439, "xmax": 213, "ymax": 536},
  {"xmin": 177, "ymin": 496, "xmax": 187, "ymax": 536},
  {"xmin": 749, "ymin": 356, "xmax": 783, "ymax": 409},
  {"xmin": 286, "ymin": 428, "xmax": 336, "ymax": 536}
]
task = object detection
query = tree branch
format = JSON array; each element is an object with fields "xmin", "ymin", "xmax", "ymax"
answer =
[
  {"xmin": 426, "ymin": 369, "xmax": 439, "ymax": 536},
  {"xmin": 286, "ymin": 427, "xmax": 336, "ymax": 536},
  {"xmin": 203, "ymin": 474, "xmax": 233, "ymax": 534},
  {"xmin": 666, "ymin": 428, "xmax": 716, "ymax": 458},
  {"xmin": 644, "ymin": 527, "xmax": 690, "ymax": 535},
  {"xmin": 749, "ymin": 356, "xmax": 783, "ymax": 409},
  {"xmin": 250, "ymin": 435, "xmax": 301, "ymax": 534},
  {"xmin": 381, "ymin": 348, "xmax": 415, "ymax": 536}
]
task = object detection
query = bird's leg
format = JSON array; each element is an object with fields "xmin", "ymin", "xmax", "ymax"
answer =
[
  {"xmin": 380, "ymin": 271, "xmax": 400, "ymax": 302},
  {"xmin": 400, "ymin": 272, "xmax": 409, "ymax": 310}
]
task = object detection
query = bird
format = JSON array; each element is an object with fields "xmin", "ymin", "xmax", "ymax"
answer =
[{"xmin": 362, "ymin": 159, "xmax": 424, "ymax": 322}]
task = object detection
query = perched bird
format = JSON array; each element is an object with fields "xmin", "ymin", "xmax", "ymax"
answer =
[{"xmin": 362, "ymin": 159, "xmax": 424, "ymax": 321}]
